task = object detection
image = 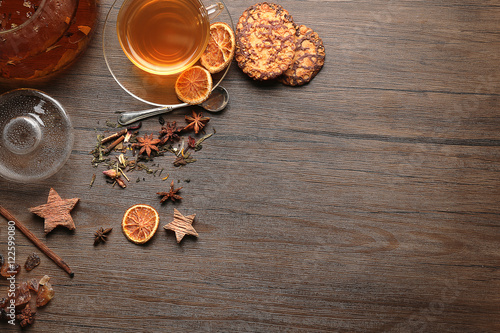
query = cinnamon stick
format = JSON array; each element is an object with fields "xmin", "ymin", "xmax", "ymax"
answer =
[
  {"xmin": 0, "ymin": 206, "xmax": 74, "ymax": 278},
  {"xmin": 101, "ymin": 128, "xmax": 127, "ymax": 144},
  {"xmin": 103, "ymin": 135, "xmax": 125, "ymax": 155}
]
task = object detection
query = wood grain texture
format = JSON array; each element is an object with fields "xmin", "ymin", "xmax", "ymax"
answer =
[{"xmin": 1, "ymin": 0, "xmax": 499, "ymax": 331}]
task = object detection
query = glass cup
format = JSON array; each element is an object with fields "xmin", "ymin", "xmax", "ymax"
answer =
[
  {"xmin": 0, "ymin": 89, "xmax": 74, "ymax": 183},
  {"xmin": 103, "ymin": 0, "xmax": 233, "ymax": 106},
  {"xmin": 116, "ymin": 0, "xmax": 224, "ymax": 76}
]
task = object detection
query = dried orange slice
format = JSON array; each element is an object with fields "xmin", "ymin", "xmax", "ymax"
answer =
[
  {"xmin": 122, "ymin": 204, "xmax": 159, "ymax": 244},
  {"xmin": 201, "ymin": 22, "xmax": 236, "ymax": 74},
  {"xmin": 175, "ymin": 66, "xmax": 213, "ymax": 105}
]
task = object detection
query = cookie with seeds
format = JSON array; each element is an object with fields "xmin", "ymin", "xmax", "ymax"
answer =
[
  {"xmin": 279, "ymin": 25, "xmax": 325, "ymax": 86},
  {"xmin": 235, "ymin": 2, "xmax": 297, "ymax": 80}
]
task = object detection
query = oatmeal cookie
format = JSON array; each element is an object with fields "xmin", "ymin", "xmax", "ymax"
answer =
[
  {"xmin": 235, "ymin": 2, "xmax": 296, "ymax": 80},
  {"xmin": 279, "ymin": 25, "xmax": 325, "ymax": 86}
]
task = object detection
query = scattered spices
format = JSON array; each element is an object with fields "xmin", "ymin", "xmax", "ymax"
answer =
[
  {"xmin": 173, "ymin": 151, "xmax": 196, "ymax": 167},
  {"xmin": 157, "ymin": 181, "xmax": 183, "ymax": 203},
  {"xmin": 0, "ymin": 206, "xmax": 74, "ymax": 277},
  {"xmin": 164, "ymin": 209, "xmax": 198, "ymax": 243},
  {"xmin": 94, "ymin": 227, "xmax": 112, "ymax": 245},
  {"xmin": 159, "ymin": 121, "xmax": 181, "ymax": 145},
  {"xmin": 194, "ymin": 129, "xmax": 216, "ymax": 151},
  {"xmin": 101, "ymin": 128, "xmax": 127, "ymax": 145},
  {"xmin": 91, "ymin": 114, "xmax": 217, "ymax": 188},
  {"xmin": 24, "ymin": 253, "xmax": 41, "ymax": 272},
  {"xmin": 103, "ymin": 135, "xmax": 125, "ymax": 155},
  {"xmin": 103, "ymin": 169, "xmax": 127, "ymax": 188},
  {"xmin": 90, "ymin": 134, "xmax": 106, "ymax": 166},
  {"xmin": 162, "ymin": 174, "xmax": 170, "ymax": 181},
  {"xmin": 133, "ymin": 133, "xmax": 161, "ymax": 158},
  {"xmin": 29, "ymin": 188, "xmax": 79, "ymax": 234},
  {"xmin": 158, "ymin": 116, "xmax": 165, "ymax": 125},
  {"xmin": 17, "ymin": 304, "xmax": 36, "ymax": 328},
  {"xmin": 173, "ymin": 155, "xmax": 187, "ymax": 167},
  {"xmin": 36, "ymin": 275, "xmax": 55, "ymax": 307},
  {"xmin": 124, "ymin": 131, "xmax": 132, "ymax": 143},
  {"xmin": 184, "ymin": 110, "xmax": 210, "ymax": 134}
]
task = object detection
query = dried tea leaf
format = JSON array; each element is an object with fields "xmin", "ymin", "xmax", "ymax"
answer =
[{"xmin": 25, "ymin": 253, "xmax": 41, "ymax": 272}]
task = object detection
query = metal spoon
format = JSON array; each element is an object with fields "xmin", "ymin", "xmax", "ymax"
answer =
[{"xmin": 117, "ymin": 86, "xmax": 229, "ymax": 126}]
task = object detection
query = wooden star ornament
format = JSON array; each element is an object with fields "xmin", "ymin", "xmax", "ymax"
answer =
[
  {"xmin": 164, "ymin": 209, "xmax": 198, "ymax": 243},
  {"xmin": 29, "ymin": 188, "xmax": 79, "ymax": 234}
]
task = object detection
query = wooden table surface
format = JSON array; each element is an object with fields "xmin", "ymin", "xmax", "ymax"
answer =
[{"xmin": 1, "ymin": 0, "xmax": 499, "ymax": 331}]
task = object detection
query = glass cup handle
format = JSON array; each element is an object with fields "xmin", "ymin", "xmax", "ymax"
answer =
[{"xmin": 206, "ymin": 2, "xmax": 224, "ymax": 21}]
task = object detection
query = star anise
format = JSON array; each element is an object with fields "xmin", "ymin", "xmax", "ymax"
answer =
[
  {"xmin": 132, "ymin": 134, "xmax": 161, "ymax": 158},
  {"xmin": 184, "ymin": 111, "xmax": 210, "ymax": 134},
  {"xmin": 157, "ymin": 181, "xmax": 183, "ymax": 203},
  {"xmin": 17, "ymin": 304, "xmax": 36, "ymax": 328},
  {"xmin": 159, "ymin": 121, "xmax": 181, "ymax": 145},
  {"xmin": 94, "ymin": 227, "xmax": 113, "ymax": 245}
]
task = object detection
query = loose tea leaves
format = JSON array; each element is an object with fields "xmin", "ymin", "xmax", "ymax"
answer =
[{"xmin": 91, "ymin": 114, "xmax": 216, "ymax": 189}]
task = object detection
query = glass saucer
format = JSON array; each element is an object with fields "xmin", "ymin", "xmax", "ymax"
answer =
[
  {"xmin": 0, "ymin": 89, "xmax": 74, "ymax": 183},
  {"xmin": 102, "ymin": 0, "xmax": 234, "ymax": 107}
]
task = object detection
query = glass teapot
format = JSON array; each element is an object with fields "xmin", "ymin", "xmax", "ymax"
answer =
[{"xmin": 0, "ymin": 0, "xmax": 98, "ymax": 86}]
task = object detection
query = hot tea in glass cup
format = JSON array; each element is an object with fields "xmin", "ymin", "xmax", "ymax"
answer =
[{"xmin": 117, "ymin": 0, "xmax": 223, "ymax": 76}]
